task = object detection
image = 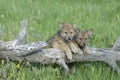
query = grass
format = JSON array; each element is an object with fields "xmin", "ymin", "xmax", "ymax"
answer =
[{"xmin": 0, "ymin": 0, "xmax": 120, "ymax": 80}]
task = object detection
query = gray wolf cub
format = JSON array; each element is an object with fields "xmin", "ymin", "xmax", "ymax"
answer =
[
  {"xmin": 47, "ymin": 23, "xmax": 76, "ymax": 60},
  {"xmin": 75, "ymin": 30, "xmax": 92, "ymax": 54}
]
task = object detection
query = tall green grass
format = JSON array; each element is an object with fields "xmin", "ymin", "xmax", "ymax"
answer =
[{"xmin": 0, "ymin": 0, "xmax": 120, "ymax": 80}]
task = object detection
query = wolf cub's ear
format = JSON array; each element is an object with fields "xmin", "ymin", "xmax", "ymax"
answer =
[
  {"xmin": 72, "ymin": 23, "xmax": 77, "ymax": 29},
  {"xmin": 87, "ymin": 30, "xmax": 92, "ymax": 37},
  {"xmin": 58, "ymin": 23, "xmax": 64, "ymax": 30},
  {"xmin": 76, "ymin": 29, "xmax": 80, "ymax": 32}
]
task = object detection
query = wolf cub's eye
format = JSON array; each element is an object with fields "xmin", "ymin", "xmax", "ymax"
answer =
[
  {"xmin": 65, "ymin": 32, "xmax": 67, "ymax": 34},
  {"xmin": 79, "ymin": 38, "xmax": 82, "ymax": 40},
  {"xmin": 85, "ymin": 38, "xmax": 88, "ymax": 40},
  {"xmin": 71, "ymin": 32, "xmax": 73, "ymax": 34}
]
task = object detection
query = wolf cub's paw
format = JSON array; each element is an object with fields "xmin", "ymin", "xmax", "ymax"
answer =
[
  {"xmin": 66, "ymin": 50, "xmax": 72, "ymax": 60},
  {"xmin": 83, "ymin": 48, "xmax": 89, "ymax": 55},
  {"xmin": 66, "ymin": 54, "xmax": 72, "ymax": 60},
  {"xmin": 71, "ymin": 47, "xmax": 79, "ymax": 54},
  {"xmin": 78, "ymin": 49, "xmax": 83, "ymax": 55}
]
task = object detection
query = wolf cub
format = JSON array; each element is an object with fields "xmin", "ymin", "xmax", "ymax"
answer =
[
  {"xmin": 75, "ymin": 30, "xmax": 92, "ymax": 54},
  {"xmin": 47, "ymin": 23, "xmax": 77, "ymax": 60}
]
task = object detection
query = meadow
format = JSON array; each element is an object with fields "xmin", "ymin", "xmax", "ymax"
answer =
[{"xmin": 0, "ymin": 0, "xmax": 120, "ymax": 80}]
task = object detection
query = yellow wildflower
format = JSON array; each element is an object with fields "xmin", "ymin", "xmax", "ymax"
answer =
[
  {"xmin": 16, "ymin": 60, "xmax": 22, "ymax": 69},
  {"xmin": 1, "ymin": 59, "xmax": 4, "ymax": 65},
  {"xmin": 16, "ymin": 63, "xmax": 21, "ymax": 69},
  {"xmin": 110, "ymin": 40, "xmax": 113, "ymax": 46}
]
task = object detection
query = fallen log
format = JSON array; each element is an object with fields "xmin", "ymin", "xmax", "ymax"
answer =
[{"xmin": 0, "ymin": 19, "xmax": 120, "ymax": 74}]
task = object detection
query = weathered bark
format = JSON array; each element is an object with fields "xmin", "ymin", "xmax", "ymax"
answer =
[{"xmin": 0, "ymin": 19, "xmax": 120, "ymax": 73}]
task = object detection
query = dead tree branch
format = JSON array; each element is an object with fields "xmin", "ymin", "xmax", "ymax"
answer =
[{"xmin": 0, "ymin": 19, "xmax": 120, "ymax": 73}]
